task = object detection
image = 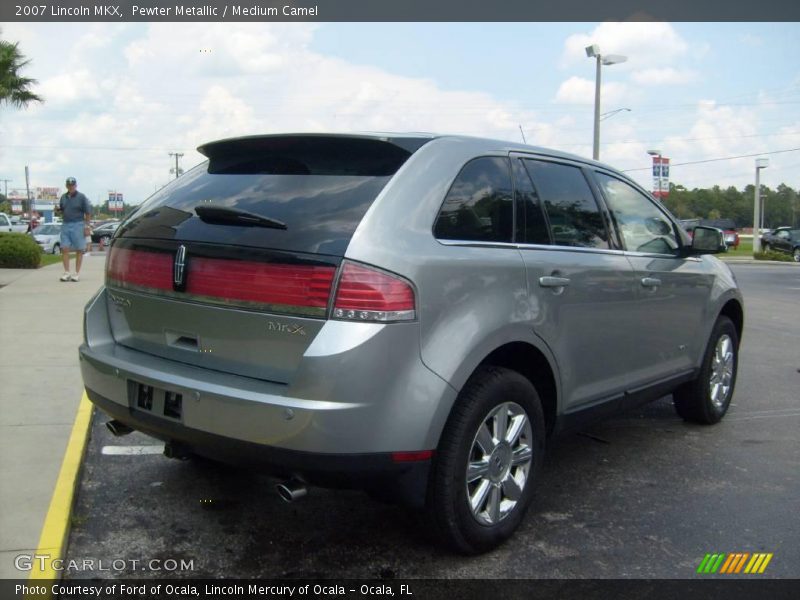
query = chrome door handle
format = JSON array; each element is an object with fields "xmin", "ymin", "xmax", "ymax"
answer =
[
  {"xmin": 641, "ymin": 277, "xmax": 662, "ymax": 288},
  {"xmin": 539, "ymin": 276, "xmax": 571, "ymax": 288}
]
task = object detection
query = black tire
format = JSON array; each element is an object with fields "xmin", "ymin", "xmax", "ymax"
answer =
[
  {"xmin": 52, "ymin": 243, "xmax": 61, "ymax": 255},
  {"xmin": 426, "ymin": 366, "xmax": 545, "ymax": 554},
  {"xmin": 762, "ymin": 243, "xmax": 769, "ymax": 253},
  {"xmin": 793, "ymin": 248, "xmax": 800, "ymax": 263},
  {"xmin": 673, "ymin": 315, "xmax": 739, "ymax": 425}
]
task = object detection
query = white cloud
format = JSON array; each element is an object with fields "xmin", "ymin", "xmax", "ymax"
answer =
[
  {"xmin": 562, "ymin": 22, "xmax": 690, "ymax": 69},
  {"xmin": 554, "ymin": 76, "xmax": 630, "ymax": 107}
]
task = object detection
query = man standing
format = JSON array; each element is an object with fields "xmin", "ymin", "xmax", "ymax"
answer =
[{"xmin": 57, "ymin": 177, "xmax": 91, "ymax": 282}]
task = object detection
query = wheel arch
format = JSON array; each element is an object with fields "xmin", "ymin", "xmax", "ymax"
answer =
[
  {"xmin": 719, "ymin": 298, "xmax": 744, "ymax": 344},
  {"xmin": 474, "ymin": 342, "xmax": 559, "ymax": 437}
]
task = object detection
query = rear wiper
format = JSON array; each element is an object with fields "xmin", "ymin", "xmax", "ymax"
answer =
[{"xmin": 194, "ymin": 205, "xmax": 287, "ymax": 230}]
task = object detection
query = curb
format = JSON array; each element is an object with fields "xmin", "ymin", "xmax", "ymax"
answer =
[{"xmin": 28, "ymin": 393, "xmax": 93, "ymax": 583}]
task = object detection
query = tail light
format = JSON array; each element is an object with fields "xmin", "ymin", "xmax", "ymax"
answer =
[
  {"xmin": 332, "ymin": 261, "xmax": 415, "ymax": 323},
  {"xmin": 106, "ymin": 246, "xmax": 336, "ymax": 316}
]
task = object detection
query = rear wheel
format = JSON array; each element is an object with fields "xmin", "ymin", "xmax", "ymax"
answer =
[
  {"xmin": 793, "ymin": 248, "xmax": 800, "ymax": 262},
  {"xmin": 52, "ymin": 243, "xmax": 61, "ymax": 255},
  {"xmin": 762, "ymin": 243, "xmax": 770, "ymax": 253},
  {"xmin": 426, "ymin": 366, "xmax": 545, "ymax": 554},
  {"xmin": 673, "ymin": 315, "xmax": 738, "ymax": 425}
]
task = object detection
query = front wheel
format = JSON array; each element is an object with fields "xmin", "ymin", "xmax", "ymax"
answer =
[
  {"xmin": 426, "ymin": 366, "xmax": 545, "ymax": 554},
  {"xmin": 793, "ymin": 248, "xmax": 800, "ymax": 262},
  {"xmin": 762, "ymin": 243, "xmax": 770, "ymax": 253},
  {"xmin": 673, "ymin": 316, "xmax": 739, "ymax": 425},
  {"xmin": 52, "ymin": 243, "xmax": 61, "ymax": 255}
]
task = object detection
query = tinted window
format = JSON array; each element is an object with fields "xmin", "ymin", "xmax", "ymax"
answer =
[
  {"xmin": 119, "ymin": 166, "xmax": 392, "ymax": 255},
  {"xmin": 512, "ymin": 159, "xmax": 550, "ymax": 245},
  {"xmin": 434, "ymin": 157, "xmax": 513, "ymax": 242},
  {"xmin": 595, "ymin": 172, "xmax": 679, "ymax": 255},
  {"xmin": 523, "ymin": 160, "xmax": 609, "ymax": 249},
  {"xmin": 117, "ymin": 136, "xmax": 424, "ymax": 256}
]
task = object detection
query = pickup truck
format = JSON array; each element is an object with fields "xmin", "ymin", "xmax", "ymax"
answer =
[{"xmin": 0, "ymin": 213, "xmax": 29, "ymax": 233}]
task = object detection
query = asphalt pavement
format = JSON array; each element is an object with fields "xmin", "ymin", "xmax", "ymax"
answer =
[{"xmin": 58, "ymin": 263, "xmax": 800, "ymax": 579}]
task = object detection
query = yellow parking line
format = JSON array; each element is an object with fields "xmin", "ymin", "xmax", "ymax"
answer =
[{"xmin": 28, "ymin": 393, "xmax": 93, "ymax": 582}]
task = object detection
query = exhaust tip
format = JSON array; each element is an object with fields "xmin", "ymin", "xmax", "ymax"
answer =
[
  {"xmin": 276, "ymin": 479, "xmax": 307, "ymax": 503},
  {"xmin": 106, "ymin": 420, "xmax": 133, "ymax": 437}
]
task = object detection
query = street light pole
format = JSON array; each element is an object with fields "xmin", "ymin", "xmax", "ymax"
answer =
[
  {"xmin": 593, "ymin": 53, "xmax": 601, "ymax": 161},
  {"xmin": 753, "ymin": 158, "xmax": 769, "ymax": 255},
  {"xmin": 586, "ymin": 45, "xmax": 627, "ymax": 162}
]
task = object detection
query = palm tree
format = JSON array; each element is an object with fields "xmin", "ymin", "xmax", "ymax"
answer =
[{"xmin": 0, "ymin": 36, "xmax": 43, "ymax": 109}]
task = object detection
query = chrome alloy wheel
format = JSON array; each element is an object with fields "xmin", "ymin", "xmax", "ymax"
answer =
[
  {"xmin": 466, "ymin": 401, "xmax": 533, "ymax": 526},
  {"xmin": 709, "ymin": 334, "xmax": 735, "ymax": 409}
]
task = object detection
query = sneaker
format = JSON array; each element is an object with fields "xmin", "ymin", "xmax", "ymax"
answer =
[
  {"xmin": 69, "ymin": 273, "xmax": 80, "ymax": 282},
  {"xmin": 60, "ymin": 272, "xmax": 71, "ymax": 282}
]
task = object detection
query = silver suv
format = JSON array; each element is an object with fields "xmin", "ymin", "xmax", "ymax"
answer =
[{"xmin": 80, "ymin": 134, "xmax": 743, "ymax": 553}]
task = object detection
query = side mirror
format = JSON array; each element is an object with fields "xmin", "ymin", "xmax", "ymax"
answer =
[{"xmin": 690, "ymin": 226, "xmax": 726, "ymax": 255}]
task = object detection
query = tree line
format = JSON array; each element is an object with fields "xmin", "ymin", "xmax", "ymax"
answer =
[{"xmin": 662, "ymin": 183, "xmax": 800, "ymax": 229}]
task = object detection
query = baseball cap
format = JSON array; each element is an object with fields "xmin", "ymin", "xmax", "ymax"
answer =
[{"xmin": 65, "ymin": 177, "xmax": 77, "ymax": 185}]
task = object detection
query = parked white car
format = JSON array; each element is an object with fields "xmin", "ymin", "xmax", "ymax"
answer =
[
  {"xmin": 0, "ymin": 212, "xmax": 29, "ymax": 233},
  {"xmin": 32, "ymin": 223, "xmax": 63, "ymax": 254}
]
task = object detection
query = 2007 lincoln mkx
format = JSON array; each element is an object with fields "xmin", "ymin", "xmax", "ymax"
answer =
[{"xmin": 80, "ymin": 133, "xmax": 743, "ymax": 553}]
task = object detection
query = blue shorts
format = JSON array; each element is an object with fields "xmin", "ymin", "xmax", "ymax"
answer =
[{"xmin": 61, "ymin": 221, "xmax": 87, "ymax": 251}]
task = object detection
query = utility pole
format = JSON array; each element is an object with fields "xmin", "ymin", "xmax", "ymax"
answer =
[
  {"xmin": 169, "ymin": 152, "xmax": 184, "ymax": 179},
  {"xmin": 25, "ymin": 166, "xmax": 32, "ymax": 217},
  {"xmin": 0, "ymin": 178, "xmax": 11, "ymax": 199}
]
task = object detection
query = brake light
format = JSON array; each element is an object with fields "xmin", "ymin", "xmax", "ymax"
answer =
[
  {"xmin": 332, "ymin": 261, "xmax": 415, "ymax": 322},
  {"xmin": 107, "ymin": 247, "xmax": 173, "ymax": 291},
  {"xmin": 188, "ymin": 258, "xmax": 334, "ymax": 309}
]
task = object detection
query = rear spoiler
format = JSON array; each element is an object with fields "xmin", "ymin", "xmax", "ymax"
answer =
[{"xmin": 197, "ymin": 134, "xmax": 435, "ymax": 176}]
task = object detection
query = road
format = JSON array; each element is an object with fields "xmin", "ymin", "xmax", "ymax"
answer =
[{"xmin": 62, "ymin": 264, "xmax": 800, "ymax": 579}]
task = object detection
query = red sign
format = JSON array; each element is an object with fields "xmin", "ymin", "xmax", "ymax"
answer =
[{"xmin": 651, "ymin": 157, "xmax": 670, "ymax": 198}]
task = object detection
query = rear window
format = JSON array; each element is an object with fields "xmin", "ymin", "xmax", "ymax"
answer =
[{"xmin": 120, "ymin": 136, "xmax": 426, "ymax": 256}]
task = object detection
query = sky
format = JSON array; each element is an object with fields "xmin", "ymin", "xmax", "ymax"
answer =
[{"xmin": 0, "ymin": 21, "xmax": 798, "ymax": 208}]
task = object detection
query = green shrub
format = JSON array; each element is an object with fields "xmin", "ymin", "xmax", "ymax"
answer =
[
  {"xmin": 754, "ymin": 250, "xmax": 793, "ymax": 262},
  {"xmin": 0, "ymin": 233, "xmax": 42, "ymax": 268}
]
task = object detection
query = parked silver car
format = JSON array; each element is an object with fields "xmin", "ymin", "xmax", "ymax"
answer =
[
  {"xmin": 32, "ymin": 223, "xmax": 63, "ymax": 254},
  {"xmin": 80, "ymin": 134, "xmax": 744, "ymax": 553}
]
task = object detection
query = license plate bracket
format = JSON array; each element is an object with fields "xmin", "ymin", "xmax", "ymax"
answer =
[{"xmin": 128, "ymin": 380, "xmax": 183, "ymax": 421}]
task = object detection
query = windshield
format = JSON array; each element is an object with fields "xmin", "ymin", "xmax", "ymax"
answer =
[{"xmin": 35, "ymin": 225, "xmax": 59, "ymax": 235}]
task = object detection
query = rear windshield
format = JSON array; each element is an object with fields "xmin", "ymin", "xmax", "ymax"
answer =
[{"xmin": 119, "ymin": 137, "xmax": 422, "ymax": 256}]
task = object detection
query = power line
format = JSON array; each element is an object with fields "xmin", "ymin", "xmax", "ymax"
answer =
[{"xmin": 622, "ymin": 147, "xmax": 800, "ymax": 172}]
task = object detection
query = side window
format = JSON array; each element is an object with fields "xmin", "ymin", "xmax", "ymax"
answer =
[
  {"xmin": 523, "ymin": 160, "xmax": 609, "ymax": 249},
  {"xmin": 433, "ymin": 157, "xmax": 513, "ymax": 242},
  {"xmin": 0, "ymin": 215, "xmax": 9, "ymax": 226},
  {"xmin": 595, "ymin": 172, "xmax": 679, "ymax": 255},
  {"xmin": 512, "ymin": 159, "xmax": 550, "ymax": 245}
]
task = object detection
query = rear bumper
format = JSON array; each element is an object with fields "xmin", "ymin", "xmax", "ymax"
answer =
[
  {"xmin": 80, "ymin": 286, "xmax": 456, "ymax": 503},
  {"xmin": 87, "ymin": 388, "xmax": 430, "ymax": 506}
]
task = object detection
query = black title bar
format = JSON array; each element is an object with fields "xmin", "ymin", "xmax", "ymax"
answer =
[{"xmin": 3, "ymin": 0, "xmax": 800, "ymax": 22}]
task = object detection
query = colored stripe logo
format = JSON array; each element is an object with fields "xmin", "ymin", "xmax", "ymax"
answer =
[{"xmin": 697, "ymin": 552, "xmax": 773, "ymax": 574}]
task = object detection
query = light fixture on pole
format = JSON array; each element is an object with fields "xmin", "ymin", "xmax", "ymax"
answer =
[
  {"xmin": 753, "ymin": 158, "xmax": 769, "ymax": 254},
  {"xmin": 586, "ymin": 44, "xmax": 627, "ymax": 161},
  {"xmin": 600, "ymin": 108, "xmax": 631, "ymax": 121}
]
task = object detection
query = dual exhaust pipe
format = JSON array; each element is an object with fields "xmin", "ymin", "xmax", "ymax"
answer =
[{"xmin": 107, "ymin": 420, "xmax": 308, "ymax": 502}]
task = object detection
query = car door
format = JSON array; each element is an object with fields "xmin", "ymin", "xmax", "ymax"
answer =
[
  {"xmin": 512, "ymin": 155, "xmax": 639, "ymax": 416},
  {"xmin": 0, "ymin": 214, "xmax": 11, "ymax": 232},
  {"xmin": 590, "ymin": 170, "xmax": 715, "ymax": 399},
  {"xmin": 773, "ymin": 229, "xmax": 792, "ymax": 253}
]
